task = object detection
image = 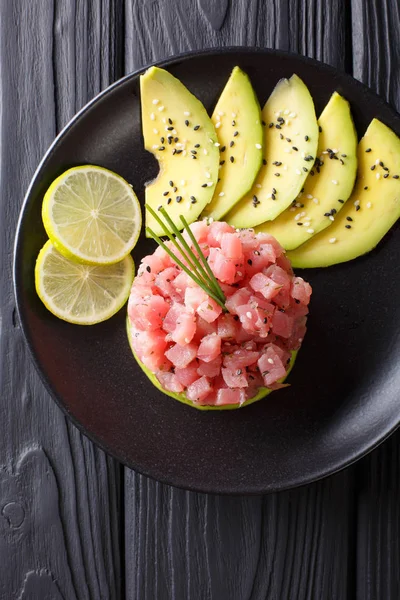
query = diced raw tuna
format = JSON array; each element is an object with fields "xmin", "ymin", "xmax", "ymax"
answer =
[
  {"xmin": 155, "ymin": 266, "xmax": 179, "ymax": 298},
  {"xmin": 225, "ymin": 288, "xmax": 251, "ymax": 314},
  {"xmin": 249, "ymin": 272, "xmax": 282, "ymax": 300},
  {"xmin": 291, "ymin": 277, "xmax": 312, "ymax": 305},
  {"xmin": 185, "ymin": 376, "xmax": 213, "ymax": 403},
  {"xmin": 222, "ymin": 367, "xmax": 248, "ymax": 388},
  {"xmin": 271, "ymin": 311, "xmax": 294, "ymax": 339},
  {"xmin": 130, "ymin": 327, "xmax": 168, "ymax": 371},
  {"xmin": 217, "ymin": 313, "xmax": 239, "ymax": 339},
  {"xmin": 194, "ymin": 316, "xmax": 218, "ymax": 342},
  {"xmin": 185, "ymin": 286, "xmax": 208, "ymax": 312},
  {"xmin": 175, "ymin": 361, "xmax": 200, "ymax": 387},
  {"xmin": 197, "ymin": 334, "xmax": 221, "ymax": 362},
  {"xmin": 171, "ymin": 311, "xmax": 197, "ymax": 345},
  {"xmin": 165, "ymin": 343, "xmax": 198, "ymax": 369},
  {"xmin": 216, "ymin": 388, "xmax": 246, "ymax": 406},
  {"xmin": 197, "ymin": 298, "xmax": 222, "ymax": 323},
  {"xmin": 156, "ymin": 371, "xmax": 184, "ymax": 393},
  {"xmin": 221, "ymin": 233, "xmax": 243, "ymax": 260},
  {"xmin": 182, "ymin": 220, "xmax": 209, "ymax": 244},
  {"xmin": 208, "ymin": 247, "xmax": 236, "ymax": 284},
  {"xmin": 197, "ymin": 355, "xmax": 222, "ymax": 378},
  {"xmin": 258, "ymin": 347, "xmax": 287, "ymax": 387},
  {"xmin": 223, "ymin": 348, "xmax": 260, "ymax": 370},
  {"xmin": 163, "ymin": 303, "xmax": 185, "ymax": 333},
  {"xmin": 207, "ymin": 221, "xmax": 235, "ymax": 246}
]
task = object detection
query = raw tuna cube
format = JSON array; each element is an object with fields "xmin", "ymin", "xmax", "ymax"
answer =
[
  {"xmin": 197, "ymin": 298, "xmax": 222, "ymax": 323},
  {"xmin": 156, "ymin": 371, "xmax": 184, "ymax": 393},
  {"xmin": 194, "ymin": 316, "xmax": 218, "ymax": 342},
  {"xmin": 163, "ymin": 303, "xmax": 185, "ymax": 333},
  {"xmin": 276, "ymin": 253, "xmax": 293, "ymax": 273},
  {"xmin": 249, "ymin": 272, "xmax": 282, "ymax": 300},
  {"xmin": 172, "ymin": 271, "xmax": 194, "ymax": 297},
  {"xmin": 208, "ymin": 247, "xmax": 236, "ymax": 284},
  {"xmin": 221, "ymin": 367, "xmax": 248, "ymax": 388},
  {"xmin": 221, "ymin": 233, "xmax": 243, "ymax": 260},
  {"xmin": 256, "ymin": 233, "xmax": 284, "ymax": 257},
  {"xmin": 271, "ymin": 311, "xmax": 294, "ymax": 339},
  {"xmin": 182, "ymin": 220, "xmax": 209, "ymax": 244},
  {"xmin": 258, "ymin": 347, "xmax": 287, "ymax": 387},
  {"xmin": 129, "ymin": 294, "xmax": 170, "ymax": 331},
  {"xmin": 155, "ymin": 266, "xmax": 179, "ymax": 298},
  {"xmin": 154, "ymin": 245, "xmax": 174, "ymax": 269},
  {"xmin": 217, "ymin": 314, "xmax": 239, "ymax": 339},
  {"xmin": 291, "ymin": 277, "xmax": 312, "ymax": 305},
  {"xmin": 140, "ymin": 253, "xmax": 166, "ymax": 275},
  {"xmin": 207, "ymin": 221, "xmax": 235, "ymax": 247},
  {"xmin": 236, "ymin": 304, "xmax": 258, "ymax": 332},
  {"xmin": 175, "ymin": 361, "xmax": 200, "ymax": 387},
  {"xmin": 185, "ymin": 376, "xmax": 213, "ymax": 403},
  {"xmin": 197, "ymin": 334, "xmax": 222, "ymax": 363},
  {"xmin": 225, "ymin": 288, "xmax": 251, "ymax": 314},
  {"xmin": 216, "ymin": 388, "xmax": 246, "ymax": 406},
  {"xmin": 238, "ymin": 229, "xmax": 259, "ymax": 251},
  {"xmin": 131, "ymin": 327, "xmax": 168, "ymax": 371},
  {"xmin": 171, "ymin": 311, "xmax": 197, "ymax": 345},
  {"xmin": 197, "ymin": 355, "xmax": 222, "ymax": 378},
  {"xmin": 223, "ymin": 348, "xmax": 259, "ymax": 370},
  {"xmin": 165, "ymin": 343, "xmax": 198, "ymax": 369},
  {"xmin": 185, "ymin": 286, "xmax": 208, "ymax": 312}
]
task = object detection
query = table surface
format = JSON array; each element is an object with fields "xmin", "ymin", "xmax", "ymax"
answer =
[{"xmin": 1, "ymin": 1, "xmax": 400, "ymax": 598}]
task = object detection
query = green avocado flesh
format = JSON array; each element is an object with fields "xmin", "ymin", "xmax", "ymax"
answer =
[
  {"xmin": 257, "ymin": 92, "xmax": 358, "ymax": 250},
  {"xmin": 288, "ymin": 118, "xmax": 400, "ymax": 268},
  {"xmin": 126, "ymin": 317, "xmax": 297, "ymax": 411},
  {"xmin": 140, "ymin": 67, "xmax": 219, "ymax": 236},
  {"xmin": 201, "ymin": 67, "xmax": 263, "ymax": 220},
  {"xmin": 225, "ymin": 74, "xmax": 319, "ymax": 228}
]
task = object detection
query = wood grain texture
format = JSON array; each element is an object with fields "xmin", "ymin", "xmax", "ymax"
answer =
[
  {"xmin": 124, "ymin": 2, "xmax": 355, "ymax": 598},
  {"xmin": 0, "ymin": 1, "xmax": 123, "ymax": 598}
]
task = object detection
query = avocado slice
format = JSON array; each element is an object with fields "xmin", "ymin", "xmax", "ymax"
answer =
[
  {"xmin": 225, "ymin": 74, "xmax": 319, "ymax": 228},
  {"xmin": 202, "ymin": 67, "xmax": 263, "ymax": 220},
  {"xmin": 126, "ymin": 317, "xmax": 297, "ymax": 411},
  {"xmin": 257, "ymin": 92, "xmax": 357, "ymax": 250},
  {"xmin": 288, "ymin": 119, "xmax": 400, "ymax": 268},
  {"xmin": 140, "ymin": 67, "xmax": 219, "ymax": 236}
]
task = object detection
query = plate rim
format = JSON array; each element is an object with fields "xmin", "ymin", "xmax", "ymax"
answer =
[{"xmin": 13, "ymin": 46, "xmax": 400, "ymax": 494}]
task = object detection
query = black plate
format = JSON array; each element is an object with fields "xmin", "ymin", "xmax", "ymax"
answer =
[{"xmin": 14, "ymin": 48, "xmax": 400, "ymax": 494}]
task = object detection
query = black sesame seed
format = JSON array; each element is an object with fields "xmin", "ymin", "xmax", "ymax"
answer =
[
  {"xmin": 194, "ymin": 125, "xmax": 200, "ymax": 130},
  {"xmin": 383, "ymin": 166, "xmax": 389, "ymax": 171},
  {"xmin": 175, "ymin": 149, "xmax": 182, "ymax": 154},
  {"xmin": 338, "ymin": 199, "xmax": 344, "ymax": 203},
  {"xmin": 233, "ymin": 131, "xmax": 239, "ymax": 137},
  {"xmin": 247, "ymin": 259, "xmax": 253, "ymax": 266},
  {"xmin": 230, "ymin": 156, "xmax": 234, "ymax": 163},
  {"xmin": 292, "ymin": 146, "xmax": 298, "ymax": 151},
  {"xmin": 159, "ymin": 146, "xmax": 165, "ymax": 151},
  {"xmin": 263, "ymin": 159, "xmax": 267, "ymax": 165},
  {"xmin": 379, "ymin": 161, "xmax": 384, "ymax": 167},
  {"xmin": 384, "ymin": 173, "xmax": 389, "ymax": 178},
  {"xmin": 319, "ymin": 126, "xmax": 322, "ymax": 132},
  {"xmin": 345, "ymin": 224, "xmax": 351, "ymax": 229},
  {"xmin": 232, "ymin": 120, "xmax": 236, "ymax": 126},
  {"xmin": 275, "ymin": 124, "xmax": 282, "ymax": 129},
  {"xmin": 233, "ymin": 315, "xmax": 239, "ymax": 321},
  {"xmin": 324, "ymin": 212, "xmax": 331, "ymax": 217},
  {"xmin": 172, "ymin": 187, "xmax": 177, "ymax": 193},
  {"xmin": 236, "ymin": 369, "xmax": 242, "ymax": 376},
  {"xmin": 371, "ymin": 165, "xmax": 375, "ymax": 170},
  {"xmin": 157, "ymin": 205, "xmax": 162, "ymax": 210},
  {"xmin": 286, "ymin": 138, "xmax": 292, "ymax": 143},
  {"xmin": 146, "ymin": 265, "xmax": 151, "ymax": 273},
  {"xmin": 303, "ymin": 167, "xmax": 308, "ymax": 172},
  {"xmin": 160, "ymin": 137, "xmax": 165, "ymax": 143},
  {"xmin": 169, "ymin": 180, "xmax": 174, "ymax": 186},
  {"xmin": 340, "ymin": 159, "xmax": 344, "ymax": 165},
  {"xmin": 185, "ymin": 120, "xmax": 189, "ymax": 126},
  {"xmin": 230, "ymin": 141, "xmax": 234, "ymax": 147},
  {"xmin": 167, "ymin": 126, "xmax": 174, "ymax": 131},
  {"xmin": 272, "ymin": 188, "xmax": 277, "ymax": 194},
  {"xmin": 163, "ymin": 191, "xmax": 169, "ymax": 196},
  {"xmin": 295, "ymin": 299, "xmax": 300, "ymax": 304},
  {"xmin": 191, "ymin": 198, "xmax": 197, "ymax": 204},
  {"xmin": 331, "ymin": 208, "xmax": 337, "ymax": 215},
  {"xmin": 220, "ymin": 146, "xmax": 226, "ymax": 152},
  {"xmin": 172, "ymin": 149, "xmax": 177, "ymax": 155},
  {"xmin": 194, "ymin": 144, "xmax": 200, "ymax": 148},
  {"xmin": 190, "ymin": 196, "xmax": 196, "ymax": 201},
  {"xmin": 297, "ymin": 222, "xmax": 303, "ymax": 226},
  {"xmin": 271, "ymin": 193, "xmax": 276, "ymax": 200},
  {"xmin": 269, "ymin": 122, "xmax": 274, "ymax": 128},
  {"xmin": 394, "ymin": 175, "xmax": 399, "ymax": 179},
  {"xmin": 275, "ymin": 173, "xmax": 280, "ymax": 177},
  {"xmin": 168, "ymin": 118, "xmax": 173, "ymax": 125},
  {"xmin": 365, "ymin": 148, "xmax": 371, "ymax": 153},
  {"xmin": 364, "ymin": 186, "xmax": 368, "ymax": 190},
  {"xmin": 277, "ymin": 117, "xmax": 285, "ymax": 123},
  {"xmin": 220, "ymin": 160, "xmax": 225, "ymax": 166},
  {"xmin": 253, "ymin": 195, "xmax": 258, "ymax": 202},
  {"xmin": 310, "ymin": 170, "xmax": 315, "ymax": 176},
  {"xmin": 341, "ymin": 154, "xmax": 347, "ymax": 157},
  {"xmin": 167, "ymin": 198, "xmax": 171, "ymax": 205},
  {"xmin": 346, "ymin": 216, "xmax": 353, "ymax": 221},
  {"xmin": 176, "ymin": 196, "xmax": 182, "ymax": 203},
  {"xmin": 201, "ymin": 183, "xmax": 208, "ymax": 188},
  {"xmin": 356, "ymin": 205, "xmax": 361, "ymax": 211},
  {"xmin": 167, "ymin": 137, "xmax": 172, "ymax": 144},
  {"xmin": 305, "ymin": 135, "xmax": 309, "ymax": 141},
  {"xmin": 191, "ymin": 155, "xmax": 197, "ymax": 159}
]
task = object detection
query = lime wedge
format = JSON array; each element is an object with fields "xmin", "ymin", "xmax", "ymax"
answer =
[
  {"xmin": 35, "ymin": 241, "xmax": 134, "ymax": 325},
  {"xmin": 42, "ymin": 165, "xmax": 141, "ymax": 265}
]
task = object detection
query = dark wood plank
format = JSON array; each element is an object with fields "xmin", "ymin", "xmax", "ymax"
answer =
[
  {"xmin": 0, "ymin": 2, "xmax": 123, "ymax": 598},
  {"xmin": 351, "ymin": 2, "xmax": 400, "ymax": 597},
  {"xmin": 123, "ymin": 2, "xmax": 354, "ymax": 598}
]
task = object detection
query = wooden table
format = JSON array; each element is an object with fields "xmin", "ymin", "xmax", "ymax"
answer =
[{"xmin": 1, "ymin": 1, "xmax": 399, "ymax": 598}]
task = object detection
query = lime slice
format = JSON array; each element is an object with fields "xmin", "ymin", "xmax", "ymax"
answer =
[
  {"xmin": 35, "ymin": 240, "xmax": 135, "ymax": 325},
  {"xmin": 42, "ymin": 165, "xmax": 141, "ymax": 265}
]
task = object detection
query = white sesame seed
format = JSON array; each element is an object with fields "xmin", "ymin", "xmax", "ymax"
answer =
[
  {"xmin": 184, "ymin": 338, "xmax": 190, "ymax": 344},
  {"xmin": 295, "ymin": 214, "xmax": 301, "ymax": 221},
  {"xmin": 283, "ymin": 165, "xmax": 288, "ymax": 171},
  {"xmin": 215, "ymin": 122, "xmax": 221, "ymax": 128},
  {"xmin": 176, "ymin": 142, "xmax": 184, "ymax": 148},
  {"xmin": 284, "ymin": 148, "xmax": 291, "ymax": 153},
  {"xmin": 295, "ymin": 202, "xmax": 301, "ymax": 207},
  {"xmin": 306, "ymin": 194, "xmax": 313, "ymax": 199},
  {"xmin": 172, "ymin": 129, "xmax": 177, "ymax": 135},
  {"xmin": 375, "ymin": 159, "xmax": 380, "ymax": 165},
  {"xmin": 150, "ymin": 113, "xmax": 155, "ymax": 121},
  {"xmin": 203, "ymin": 149, "xmax": 208, "ymax": 155},
  {"xmin": 153, "ymin": 128, "xmax": 158, "ymax": 134},
  {"xmin": 214, "ymin": 142, "xmax": 220, "ymax": 147},
  {"xmin": 237, "ymin": 271, "xmax": 242, "ymax": 277},
  {"xmin": 207, "ymin": 182, "xmax": 213, "ymax": 187},
  {"xmin": 296, "ymin": 169, "xmax": 301, "ymax": 175},
  {"xmin": 294, "ymin": 131, "xmax": 300, "ymax": 135},
  {"xmin": 152, "ymin": 99, "xmax": 159, "ymax": 105},
  {"xmin": 268, "ymin": 358, "xmax": 274, "ymax": 364},
  {"xmin": 246, "ymin": 311, "xmax": 252, "ymax": 319},
  {"xmin": 181, "ymin": 180, "xmax": 186, "ymax": 185},
  {"xmin": 329, "ymin": 237, "xmax": 337, "ymax": 244},
  {"xmin": 208, "ymin": 217, "xmax": 214, "ymax": 223},
  {"xmin": 354, "ymin": 200, "xmax": 360, "ymax": 206},
  {"xmin": 289, "ymin": 112, "xmax": 297, "ymax": 118},
  {"xmin": 158, "ymin": 105, "xmax": 164, "ymax": 111},
  {"xmin": 322, "ymin": 150, "xmax": 328, "ymax": 155},
  {"xmin": 300, "ymin": 212, "xmax": 306, "ymax": 217},
  {"xmin": 329, "ymin": 215, "xmax": 335, "ymax": 221},
  {"xmin": 298, "ymin": 338, "xmax": 303, "ymax": 343},
  {"xmin": 219, "ymin": 192, "xmax": 225, "ymax": 197},
  {"xmin": 255, "ymin": 143, "xmax": 262, "ymax": 149},
  {"xmin": 376, "ymin": 173, "xmax": 381, "ymax": 179},
  {"xmin": 256, "ymin": 184, "xmax": 262, "ymax": 189},
  {"xmin": 205, "ymin": 172, "xmax": 211, "ymax": 178},
  {"xmin": 307, "ymin": 228, "xmax": 314, "ymax": 234},
  {"xmin": 284, "ymin": 109, "xmax": 290, "ymax": 115},
  {"xmin": 184, "ymin": 111, "xmax": 191, "ymax": 116},
  {"xmin": 183, "ymin": 150, "xmax": 187, "ymax": 156},
  {"xmin": 313, "ymin": 198, "xmax": 319, "ymax": 204},
  {"xmin": 275, "ymin": 111, "xmax": 282, "ymax": 117},
  {"xmin": 301, "ymin": 152, "xmax": 306, "ymax": 158},
  {"xmin": 367, "ymin": 202, "xmax": 372, "ymax": 208},
  {"xmin": 232, "ymin": 112, "xmax": 237, "ymax": 118},
  {"xmin": 162, "ymin": 118, "xmax": 167, "ymax": 123},
  {"xmin": 332, "ymin": 149, "xmax": 338, "ymax": 153},
  {"xmin": 289, "ymin": 207, "xmax": 296, "ymax": 212},
  {"xmin": 218, "ymin": 111, "xmax": 225, "ymax": 116},
  {"xmin": 152, "ymin": 144, "xmax": 158, "ymax": 149},
  {"xmin": 298, "ymin": 192, "xmax": 303, "ymax": 198},
  {"xmin": 304, "ymin": 222, "xmax": 311, "ymax": 227},
  {"xmin": 332, "ymin": 179, "xmax": 338, "ymax": 185}
]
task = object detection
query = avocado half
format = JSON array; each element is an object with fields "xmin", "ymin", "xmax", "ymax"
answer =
[
  {"xmin": 257, "ymin": 92, "xmax": 358, "ymax": 250},
  {"xmin": 288, "ymin": 118, "xmax": 400, "ymax": 268},
  {"xmin": 126, "ymin": 317, "xmax": 297, "ymax": 411},
  {"xmin": 140, "ymin": 67, "xmax": 219, "ymax": 236},
  {"xmin": 225, "ymin": 74, "xmax": 319, "ymax": 228},
  {"xmin": 202, "ymin": 66, "xmax": 264, "ymax": 220}
]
